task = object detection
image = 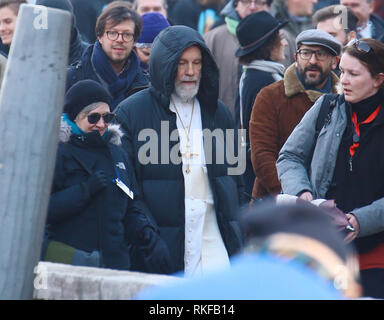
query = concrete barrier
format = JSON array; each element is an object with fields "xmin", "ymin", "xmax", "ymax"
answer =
[
  {"xmin": 32, "ymin": 262, "xmax": 183, "ymax": 300},
  {"xmin": 0, "ymin": 4, "xmax": 71, "ymax": 299}
]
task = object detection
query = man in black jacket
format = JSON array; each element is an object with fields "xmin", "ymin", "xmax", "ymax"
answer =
[
  {"xmin": 66, "ymin": 1, "xmax": 148, "ymax": 111},
  {"xmin": 115, "ymin": 25, "xmax": 245, "ymax": 276}
]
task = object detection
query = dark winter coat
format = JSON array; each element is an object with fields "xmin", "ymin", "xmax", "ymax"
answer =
[
  {"xmin": 66, "ymin": 44, "xmax": 149, "ymax": 110},
  {"xmin": 46, "ymin": 120, "xmax": 157, "ymax": 270},
  {"xmin": 234, "ymin": 61, "xmax": 285, "ymax": 197},
  {"xmin": 370, "ymin": 14, "xmax": 384, "ymax": 40},
  {"xmin": 67, "ymin": 28, "xmax": 89, "ymax": 66},
  {"xmin": 115, "ymin": 25, "xmax": 245, "ymax": 274}
]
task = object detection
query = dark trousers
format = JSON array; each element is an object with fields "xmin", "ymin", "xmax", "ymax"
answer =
[{"xmin": 360, "ymin": 268, "xmax": 384, "ymax": 299}]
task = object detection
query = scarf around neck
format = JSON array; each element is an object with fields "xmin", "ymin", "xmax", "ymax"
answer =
[
  {"xmin": 225, "ymin": 16, "xmax": 239, "ymax": 36},
  {"xmin": 91, "ymin": 41, "xmax": 139, "ymax": 110},
  {"xmin": 243, "ymin": 60, "xmax": 285, "ymax": 82}
]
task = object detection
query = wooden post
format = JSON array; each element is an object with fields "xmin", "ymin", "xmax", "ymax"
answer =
[{"xmin": 0, "ymin": 4, "xmax": 71, "ymax": 299}]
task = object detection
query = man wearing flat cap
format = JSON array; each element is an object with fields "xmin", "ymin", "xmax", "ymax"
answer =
[{"xmin": 249, "ymin": 29, "xmax": 342, "ymax": 200}]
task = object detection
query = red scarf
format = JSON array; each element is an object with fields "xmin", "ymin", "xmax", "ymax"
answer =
[{"xmin": 349, "ymin": 105, "xmax": 381, "ymax": 157}]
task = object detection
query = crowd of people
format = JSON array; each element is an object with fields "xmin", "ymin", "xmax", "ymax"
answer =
[{"xmin": 0, "ymin": 0, "xmax": 384, "ymax": 299}]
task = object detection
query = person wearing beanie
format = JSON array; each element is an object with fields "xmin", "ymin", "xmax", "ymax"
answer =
[
  {"xmin": 63, "ymin": 79, "xmax": 113, "ymax": 124},
  {"xmin": 35, "ymin": 0, "xmax": 89, "ymax": 65},
  {"xmin": 134, "ymin": 12, "xmax": 170, "ymax": 74},
  {"xmin": 248, "ymin": 29, "xmax": 341, "ymax": 202},
  {"xmin": 42, "ymin": 79, "xmax": 172, "ymax": 273},
  {"xmin": 204, "ymin": 0, "xmax": 272, "ymax": 116},
  {"xmin": 66, "ymin": 1, "xmax": 149, "ymax": 111}
]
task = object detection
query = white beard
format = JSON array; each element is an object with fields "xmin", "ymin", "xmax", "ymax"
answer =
[{"xmin": 174, "ymin": 76, "xmax": 201, "ymax": 102}]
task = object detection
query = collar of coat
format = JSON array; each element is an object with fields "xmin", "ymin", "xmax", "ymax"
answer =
[
  {"xmin": 59, "ymin": 118, "xmax": 123, "ymax": 146},
  {"xmin": 283, "ymin": 63, "xmax": 342, "ymax": 103}
]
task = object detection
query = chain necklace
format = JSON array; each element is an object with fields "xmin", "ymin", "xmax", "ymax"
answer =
[{"xmin": 171, "ymin": 97, "xmax": 198, "ymax": 174}]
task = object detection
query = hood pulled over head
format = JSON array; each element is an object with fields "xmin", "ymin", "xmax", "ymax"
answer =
[{"xmin": 149, "ymin": 25, "xmax": 220, "ymax": 112}]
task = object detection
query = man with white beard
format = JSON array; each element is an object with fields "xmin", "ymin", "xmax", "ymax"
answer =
[{"xmin": 115, "ymin": 25, "xmax": 245, "ymax": 276}]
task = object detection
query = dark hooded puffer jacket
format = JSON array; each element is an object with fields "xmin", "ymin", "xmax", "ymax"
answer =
[
  {"xmin": 115, "ymin": 25, "xmax": 245, "ymax": 274},
  {"xmin": 46, "ymin": 120, "xmax": 157, "ymax": 270}
]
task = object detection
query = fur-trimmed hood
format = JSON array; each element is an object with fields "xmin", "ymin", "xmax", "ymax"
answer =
[
  {"xmin": 283, "ymin": 63, "xmax": 342, "ymax": 103},
  {"xmin": 59, "ymin": 118, "xmax": 124, "ymax": 146}
]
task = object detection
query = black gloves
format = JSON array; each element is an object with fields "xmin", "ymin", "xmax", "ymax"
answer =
[
  {"xmin": 86, "ymin": 170, "xmax": 108, "ymax": 195},
  {"xmin": 131, "ymin": 227, "xmax": 173, "ymax": 274}
]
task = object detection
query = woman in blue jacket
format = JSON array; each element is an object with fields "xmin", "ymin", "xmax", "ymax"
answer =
[{"xmin": 43, "ymin": 80, "xmax": 171, "ymax": 272}]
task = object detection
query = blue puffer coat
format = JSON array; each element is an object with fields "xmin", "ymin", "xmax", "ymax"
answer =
[
  {"xmin": 46, "ymin": 120, "xmax": 157, "ymax": 270},
  {"xmin": 115, "ymin": 25, "xmax": 245, "ymax": 274}
]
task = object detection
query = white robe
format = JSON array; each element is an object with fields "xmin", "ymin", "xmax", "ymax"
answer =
[{"xmin": 170, "ymin": 94, "xmax": 230, "ymax": 277}]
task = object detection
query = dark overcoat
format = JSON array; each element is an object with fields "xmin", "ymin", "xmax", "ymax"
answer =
[{"xmin": 46, "ymin": 121, "xmax": 156, "ymax": 270}]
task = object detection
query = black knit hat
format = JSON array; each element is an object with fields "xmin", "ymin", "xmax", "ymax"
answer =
[{"xmin": 64, "ymin": 80, "xmax": 112, "ymax": 121}]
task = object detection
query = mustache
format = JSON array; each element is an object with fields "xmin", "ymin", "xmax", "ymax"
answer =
[
  {"xmin": 178, "ymin": 76, "xmax": 200, "ymax": 82},
  {"xmin": 304, "ymin": 65, "xmax": 322, "ymax": 72}
]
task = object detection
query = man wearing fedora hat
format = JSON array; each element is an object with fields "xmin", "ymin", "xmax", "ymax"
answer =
[
  {"xmin": 234, "ymin": 11, "xmax": 288, "ymax": 198},
  {"xmin": 249, "ymin": 29, "xmax": 342, "ymax": 200}
]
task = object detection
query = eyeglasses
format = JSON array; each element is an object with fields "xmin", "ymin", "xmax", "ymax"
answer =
[
  {"xmin": 239, "ymin": 0, "xmax": 268, "ymax": 6},
  {"xmin": 346, "ymin": 38, "xmax": 372, "ymax": 54},
  {"xmin": 297, "ymin": 48, "xmax": 330, "ymax": 61},
  {"xmin": 106, "ymin": 31, "xmax": 134, "ymax": 42},
  {"xmin": 87, "ymin": 112, "xmax": 115, "ymax": 124}
]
